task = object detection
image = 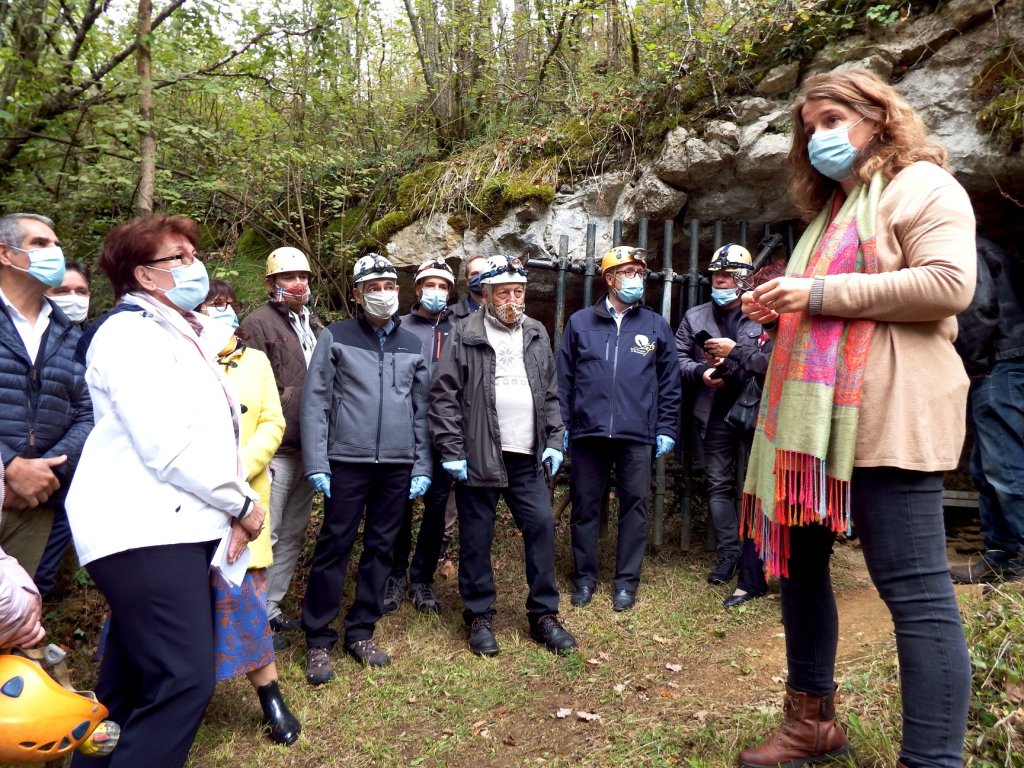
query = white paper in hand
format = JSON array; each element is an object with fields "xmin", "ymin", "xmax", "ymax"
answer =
[{"xmin": 213, "ymin": 531, "xmax": 251, "ymax": 587}]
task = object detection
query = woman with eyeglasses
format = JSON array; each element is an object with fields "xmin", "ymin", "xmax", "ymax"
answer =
[
  {"xmin": 737, "ymin": 69, "xmax": 974, "ymax": 768},
  {"xmin": 65, "ymin": 216, "xmax": 266, "ymax": 768},
  {"xmin": 197, "ymin": 279, "xmax": 301, "ymax": 746}
]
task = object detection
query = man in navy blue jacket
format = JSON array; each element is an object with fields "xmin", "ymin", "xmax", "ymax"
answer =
[
  {"xmin": 557, "ymin": 246, "xmax": 681, "ymax": 611},
  {"xmin": 0, "ymin": 213, "xmax": 92, "ymax": 577}
]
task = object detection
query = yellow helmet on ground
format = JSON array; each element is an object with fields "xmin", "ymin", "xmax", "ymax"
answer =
[
  {"xmin": 0, "ymin": 653, "xmax": 118, "ymax": 764},
  {"xmin": 600, "ymin": 246, "xmax": 647, "ymax": 275},
  {"xmin": 265, "ymin": 247, "xmax": 311, "ymax": 277},
  {"xmin": 708, "ymin": 243, "xmax": 753, "ymax": 273}
]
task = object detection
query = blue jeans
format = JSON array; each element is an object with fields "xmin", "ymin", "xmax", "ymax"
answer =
[
  {"xmin": 702, "ymin": 417, "xmax": 745, "ymax": 560},
  {"xmin": 968, "ymin": 360, "xmax": 1024, "ymax": 564},
  {"xmin": 781, "ymin": 468, "xmax": 970, "ymax": 768}
]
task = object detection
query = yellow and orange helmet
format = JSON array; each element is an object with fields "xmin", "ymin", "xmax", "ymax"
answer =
[
  {"xmin": 0, "ymin": 654, "xmax": 118, "ymax": 764},
  {"xmin": 600, "ymin": 246, "xmax": 647, "ymax": 275}
]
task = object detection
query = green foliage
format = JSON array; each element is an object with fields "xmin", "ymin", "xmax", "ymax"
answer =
[
  {"xmin": 235, "ymin": 229, "xmax": 271, "ymax": 264},
  {"xmin": 472, "ymin": 173, "xmax": 556, "ymax": 218},
  {"xmin": 866, "ymin": 3, "xmax": 901, "ymax": 26},
  {"xmin": 973, "ymin": 43, "xmax": 1024, "ymax": 152},
  {"xmin": 963, "ymin": 586, "xmax": 1024, "ymax": 766},
  {"xmin": 365, "ymin": 210, "xmax": 413, "ymax": 247}
]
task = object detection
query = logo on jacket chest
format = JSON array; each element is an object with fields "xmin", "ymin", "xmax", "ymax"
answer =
[{"xmin": 630, "ymin": 334, "xmax": 655, "ymax": 357}]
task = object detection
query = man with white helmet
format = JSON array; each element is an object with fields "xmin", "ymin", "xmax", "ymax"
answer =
[
  {"xmin": 429, "ymin": 254, "xmax": 577, "ymax": 657},
  {"xmin": 383, "ymin": 258, "xmax": 456, "ymax": 614},
  {"xmin": 557, "ymin": 246, "xmax": 682, "ymax": 612},
  {"xmin": 675, "ymin": 244, "xmax": 771, "ymax": 601},
  {"xmin": 299, "ymin": 253, "xmax": 431, "ymax": 683},
  {"xmin": 239, "ymin": 246, "xmax": 323, "ymax": 647}
]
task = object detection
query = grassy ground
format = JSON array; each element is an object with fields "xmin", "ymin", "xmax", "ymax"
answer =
[{"xmin": 41, "ymin": 497, "xmax": 1022, "ymax": 768}]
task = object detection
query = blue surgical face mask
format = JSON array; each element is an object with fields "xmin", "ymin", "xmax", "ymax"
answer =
[
  {"xmin": 615, "ymin": 276, "xmax": 644, "ymax": 304},
  {"xmin": 8, "ymin": 245, "xmax": 66, "ymax": 288},
  {"xmin": 711, "ymin": 288, "xmax": 739, "ymax": 306},
  {"xmin": 148, "ymin": 259, "xmax": 210, "ymax": 312},
  {"xmin": 419, "ymin": 288, "xmax": 448, "ymax": 314},
  {"xmin": 206, "ymin": 305, "xmax": 238, "ymax": 328},
  {"xmin": 807, "ymin": 117, "xmax": 865, "ymax": 182},
  {"xmin": 468, "ymin": 274, "xmax": 483, "ymax": 296}
]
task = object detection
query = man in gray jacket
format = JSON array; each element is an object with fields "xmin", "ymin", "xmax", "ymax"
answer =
[
  {"xmin": 429, "ymin": 254, "xmax": 577, "ymax": 658},
  {"xmin": 300, "ymin": 253, "xmax": 431, "ymax": 684}
]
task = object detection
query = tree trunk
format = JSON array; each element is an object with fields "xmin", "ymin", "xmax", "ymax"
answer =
[{"xmin": 135, "ymin": 0, "xmax": 156, "ymax": 215}]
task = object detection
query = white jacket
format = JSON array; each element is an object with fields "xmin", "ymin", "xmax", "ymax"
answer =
[{"xmin": 66, "ymin": 293, "xmax": 257, "ymax": 566}]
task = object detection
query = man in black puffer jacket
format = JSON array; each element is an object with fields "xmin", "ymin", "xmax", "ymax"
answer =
[{"xmin": 0, "ymin": 213, "xmax": 92, "ymax": 576}]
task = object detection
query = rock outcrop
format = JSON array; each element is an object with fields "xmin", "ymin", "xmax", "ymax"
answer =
[{"xmin": 386, "ymin": 0, "xmax": 1022, "ymax": 274}]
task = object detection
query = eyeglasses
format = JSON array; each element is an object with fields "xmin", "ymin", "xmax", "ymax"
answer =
[
  {"xmin": 148, "ymin": 250, "xmax": 197, "ymax": 266},
  {"xmin": 480, "ymin": 257, "xmax": 528, "ymax": 282},
  {"xmin": 614, "ymin": 267, "xmax": 645, "ymax": 279}
]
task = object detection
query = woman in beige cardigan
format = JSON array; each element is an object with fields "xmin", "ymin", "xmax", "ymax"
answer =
[{"xmin": 737, "ymin": 69, "xmax": 974, "ymax": 768}]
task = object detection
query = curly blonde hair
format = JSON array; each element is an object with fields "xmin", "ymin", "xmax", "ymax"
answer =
[{"xmin": 788, "ymin": 69, "xmax": 950, "ymax": 220}]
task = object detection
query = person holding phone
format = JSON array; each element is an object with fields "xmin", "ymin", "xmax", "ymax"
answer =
[{"xmin": 675, "ymin": 244, "xmax": 770, "ymax": 587}]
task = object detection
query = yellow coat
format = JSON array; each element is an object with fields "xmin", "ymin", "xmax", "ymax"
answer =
[{"xmin": 219, "ymin": 342, "xmax": 285, "ymax": 569}]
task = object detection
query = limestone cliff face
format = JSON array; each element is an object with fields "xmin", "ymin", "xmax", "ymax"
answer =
[{"xmin": 386, "ymin": 0, "xmax": 1022, "ymax": 293}]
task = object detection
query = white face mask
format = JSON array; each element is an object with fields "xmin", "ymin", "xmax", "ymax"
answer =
[
  {"xmin": 49, "ymin": 293, "xmax": 89, "ymax": 323},
  {"xmin": 361, "ymin": 289, "xmax": 399, "ymax": 320}
]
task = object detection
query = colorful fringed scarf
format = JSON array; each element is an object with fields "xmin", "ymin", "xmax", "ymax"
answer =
[{"xmin": 740, "ymin": 172, "xmax": 886, "ymax": 578}]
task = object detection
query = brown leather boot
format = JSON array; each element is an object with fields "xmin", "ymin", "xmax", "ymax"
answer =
[{"xmin": 737, "ymin": 684, "xmax": 850, "ymax": 768}]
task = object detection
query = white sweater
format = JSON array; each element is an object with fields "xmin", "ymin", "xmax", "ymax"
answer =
[{"xmin": 66, "ymin": 294, "xmax": 257, "ymax": 566}]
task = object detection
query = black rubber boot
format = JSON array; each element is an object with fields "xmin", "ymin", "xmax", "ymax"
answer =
[{"xmin": 256, "ymin": 681, "xmax": 301, "ymax": 746}]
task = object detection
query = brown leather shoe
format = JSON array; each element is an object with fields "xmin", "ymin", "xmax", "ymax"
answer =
[{"xmin": 737, "ymin": 684, "xmax": 850, "ymax": 768}]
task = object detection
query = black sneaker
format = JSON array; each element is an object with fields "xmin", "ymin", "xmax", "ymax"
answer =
[
  {"xmin": 707, "ymin": 556, "xmax": 738, "ymax": 585},
  {"xmin": 382, "ymin": 575, "xmax": 407, "ymax": 614},
  {"xmin": 269, "ymin": 615, "xmax": 301, "ymax": 633},
  {"xmin": 346, "ymin": 639, "xmax": 391, "ymax": 668},
  {"xmin": 468, "ymin": 616, "xmax": 499, "ymax": 656},
  {"xmin": 529, "ymin": 614, "xmax": 578, "ymax": 655},
  {"xmin": 409, "ymin": 582, "xmax": 441, "ymax": 614},
  {"xmin": 305, "ymin": 647, "xmax": 334, "ymax": 686}
]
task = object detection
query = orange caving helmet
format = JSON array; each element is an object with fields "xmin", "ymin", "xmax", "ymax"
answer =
[
  {"xmin": 0, "ymin": 654, "xmax": 118, "ymax": 764},
  {"xmin": 600, "ymin": 246, "xmax": 647, "ymax": 275}
]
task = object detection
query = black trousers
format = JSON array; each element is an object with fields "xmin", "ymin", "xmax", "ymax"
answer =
[
  {"xmin": 71, "ymin": 541, "xmax": 218, "ymax": 768},
  {"xmin": 302, "ymin": 461, "xmax": 411, "ymax": 648},
  {"xmin": 455, "ymin": 452, "xmax": 560, "ymax": 624},
  {"xmin": 569, "ymin": 437, "xmax": 652, "ymax": 592},
  {"xmin": 391, "ymin": 451, "xmax": 452, "ymax": 584}
]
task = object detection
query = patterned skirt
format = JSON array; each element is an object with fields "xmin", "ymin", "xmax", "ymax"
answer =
[{"xmin": 211, "ymin": 567, "xmax": 275, "ymax": 681}]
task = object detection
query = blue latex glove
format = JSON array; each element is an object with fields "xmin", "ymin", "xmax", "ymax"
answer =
[
  {"xmin": 409, "ymin": 475, "xmax": 431, "ymax": 499},
  {"xmin": 442, "ymin": 459, "xmax": 468, "ymax": 482},
  {"xmin": 541, "ymin": 447, "xmax": 563, "ymax": 476},
  {"xmin": 655, "ymin": 435, "xmax": 675, "ymax": 458},
  {"xmin": 563, "ymin": 429, "xmax": 569, "ymax": 453},
  {"xmin": 308, "ymin": 472, "xmax": 331, "ymax": 497}
]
